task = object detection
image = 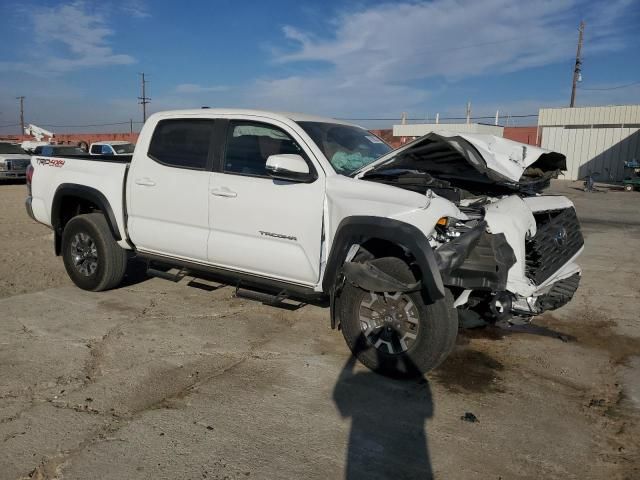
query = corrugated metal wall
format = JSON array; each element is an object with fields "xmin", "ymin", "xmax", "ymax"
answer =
[{"xmin": 539, "ymin": 106, "xmax": 640, "ymax": 181}]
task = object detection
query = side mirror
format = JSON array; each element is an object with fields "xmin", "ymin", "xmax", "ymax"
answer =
[{"xmin": 265, "ymin": 154, "xmax": 315, "ymax": 182}]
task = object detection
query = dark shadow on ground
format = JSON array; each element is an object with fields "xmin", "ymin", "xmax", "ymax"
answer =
[
  {"xmin": 333, "ymin": 338, "xmax": 434, "ymax": 480},
  {"xmin": 0, "ymin": 179, "xmax": 26, "ymax": 186},
  {"xmin": 459, "ymin": 323, "xmax": 576, "ymax": 343},
  {"xmin": 119, "ymin": 258, "xmax": 152, "ymax": 287}
]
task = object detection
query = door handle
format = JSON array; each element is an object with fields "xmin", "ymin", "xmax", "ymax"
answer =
[
  {"xmin": 135, "ymin": 177, "xmax": 156, "ymax": 186},
  {"xmin": 210, "ymin": 187, "xmax": 237, "ymax": 198}
]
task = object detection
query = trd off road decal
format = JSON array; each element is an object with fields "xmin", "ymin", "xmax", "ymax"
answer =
[{"xmin": 36, "ymin": 158, "xmax": 65, "ymax": 167}]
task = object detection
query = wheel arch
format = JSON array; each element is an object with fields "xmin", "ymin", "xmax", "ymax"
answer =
[
  {"xmin": 52, "ymin": 183, "xmax": 121, "ymax": 255},
  {"xmin": 324, "ymin": 216, "xmax": 445, "ymax": 328}
]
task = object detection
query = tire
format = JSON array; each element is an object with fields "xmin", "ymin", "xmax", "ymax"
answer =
[
  {"xmin": 624, "ymin": 184, "xmax": 633, "ymax": 192},
  {"xmin": 339, "ymin": 256, "xmax": 458, "ymax": 377},
  {"xmin": 61, "ymin": 213, "xmax": 127, "ymax": 292}
]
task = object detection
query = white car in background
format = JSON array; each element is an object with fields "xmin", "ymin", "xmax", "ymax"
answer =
[
  {"xmin": 89, "ymin": 141, "xmax": 135, "ymax": 156},
  {"xmin": 0, "ymin": 142, "xmax": 31, "ymax": 180}
]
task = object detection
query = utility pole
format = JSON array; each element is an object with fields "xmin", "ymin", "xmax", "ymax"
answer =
[
  {"xmin": 138, "ymin": 73, "xmax": 151, "ymax": 123},
  {"xmin": 16, "ymin": 96, "xmax": 25, "ymax": 135},
  {"xmin": 570, "ymin": 20, "xmax": 585, "ymax": 108},
  {"xmin": 466, "ymin": 101, "xmax": 471, "ymax": 124}
]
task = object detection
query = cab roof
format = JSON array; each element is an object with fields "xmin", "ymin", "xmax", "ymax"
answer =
[{"xmin": 149, "ymin": 109, "xmax": 361, "ymax": 128}]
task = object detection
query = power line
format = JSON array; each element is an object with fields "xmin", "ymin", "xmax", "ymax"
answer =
[
  {"xmin": 579, "ymin": 80, "xmax": 640, "ymax": 91},
  {"xmin": 0, "ymin": 123, "xmax": 20, "ymax": 128},
  {"xmin": 22, "ymin": 121, "xmax": 144, "ymax": 128},
  {"xmin": 338, "ymin": 114, "xmax": 538, "ymax": 121}
]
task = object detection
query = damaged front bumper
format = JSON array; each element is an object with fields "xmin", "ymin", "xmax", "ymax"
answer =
[
  {"xmin": 434, "ymin": 221, "xmax": 516, "ymax": 292},
  {"xmin": 432, "ymin": 198, "xmax": 583, "ymax": 322}
]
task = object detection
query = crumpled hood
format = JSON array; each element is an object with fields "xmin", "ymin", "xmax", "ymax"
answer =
[{"xmin": 356, "ymin": 131, "xmax": 566, "ymax": 194}]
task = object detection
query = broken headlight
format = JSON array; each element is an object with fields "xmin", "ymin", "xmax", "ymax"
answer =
[{"xmin": 433, "ymin": 217, "xmax": 483, "ymax": 243}]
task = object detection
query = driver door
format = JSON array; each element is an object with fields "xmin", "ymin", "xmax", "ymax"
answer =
[{"xmin": 207, "ymin": 119, "xmax": 325, "ymax": 286}]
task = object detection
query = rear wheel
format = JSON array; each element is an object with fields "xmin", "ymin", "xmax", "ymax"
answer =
[
  {"xmin": 62, "ymin": 213, "xmax": 127, "ymax": 291},
  {"xmin": 339, "ymin": 257, "xmax": 458, "ymax": 377}
]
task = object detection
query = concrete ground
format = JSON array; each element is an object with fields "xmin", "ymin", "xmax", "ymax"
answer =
[{"xmin": 0, "ymin": 180, "xmax": 638, "ymax": 479}]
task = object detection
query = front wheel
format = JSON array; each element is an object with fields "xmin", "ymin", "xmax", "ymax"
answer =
[
  {"xmin": 339, "ymin": 257, "xmax": 458, "ymax": 377},
  {"xmin": 61, "ymin": 213, "xmax": 128, "ymax": 291}
]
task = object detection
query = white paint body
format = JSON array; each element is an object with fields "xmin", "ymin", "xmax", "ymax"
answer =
[{"xmin": 29, "ymin": 109, "xmax": 581, "ymax": 299}]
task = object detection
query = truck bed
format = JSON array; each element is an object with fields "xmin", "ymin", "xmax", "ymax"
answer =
[{"xmin": 29, "ymin": 154, "xmax": 131, "ymax": 249}]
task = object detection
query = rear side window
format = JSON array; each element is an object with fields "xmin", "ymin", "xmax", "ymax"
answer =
[
  {"xmin": 90, "ymin": 144, "xmax": 102, "ymax": 154},
  {"xmin": 148, "ymin": 119, "xmax": 215, "ymax": 170},
  {"xmin": 224, "ymin": 121, "xmax": 305, "ymax": 177}
]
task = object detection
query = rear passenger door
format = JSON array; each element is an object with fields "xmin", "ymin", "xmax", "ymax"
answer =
[
  {"xmin": 207, "ymin": 119, "xmax": 325, "ymax": 286},
  {"xmin": 127, "ymin": 118, "xmax": 215, "ymax": 262}
]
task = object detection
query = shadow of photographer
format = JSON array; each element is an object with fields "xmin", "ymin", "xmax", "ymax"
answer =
[{"xmin": 333, "ymin": 335, "xmax": 434, "ymax": 479}]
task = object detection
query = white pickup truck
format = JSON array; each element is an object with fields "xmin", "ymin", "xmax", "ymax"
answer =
[
  {"xmin": 26, "ymin": 109, "xmax": 583, "ymax": 376},
  {"xmin": 0, "ymin": 142, "xmax": 31, "ymax": 180}
]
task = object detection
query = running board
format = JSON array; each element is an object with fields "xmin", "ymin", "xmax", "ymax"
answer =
[
  {"xmin": 234, "ymin": 286, "xmax": 305, "ymax": 310},
  {"xmin": 146, "ymin": 266, "xmax": 186, "ymax": 282}
]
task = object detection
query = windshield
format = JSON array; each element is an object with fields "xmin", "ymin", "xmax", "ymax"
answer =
[
  {"xmin": 297, "ymin": 121, "xmax": 391, "ymax": 175},
  {"xmin": 113, "ymin": 143, "xmax": 135, "ymax": 154},
  {"xmin": 0, "ymin": 143, "xmax": 26, "ymax": 154}
]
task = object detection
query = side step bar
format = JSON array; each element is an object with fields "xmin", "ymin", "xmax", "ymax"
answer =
[
  {"xmin": 146, "ymin": 266, "xmax": 186, "ymax": 282},
  {"xmin": 234, "ymin": 286, "xmax": 305, "ymax": 310}
]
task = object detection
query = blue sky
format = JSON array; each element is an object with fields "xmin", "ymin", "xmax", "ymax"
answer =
[{"xmin": 1, "ymin": 0, "xmax": 639, "ymax": 133}]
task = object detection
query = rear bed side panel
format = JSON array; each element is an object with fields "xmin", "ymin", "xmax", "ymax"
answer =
[{"xmin": 30, "ymin": 156, "xmax": 130, "ymax": 249}]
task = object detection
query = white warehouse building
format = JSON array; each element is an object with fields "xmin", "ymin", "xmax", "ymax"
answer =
[{"xmin": 538, "ymin": 105, "xmax": 640, "ymax": 181}]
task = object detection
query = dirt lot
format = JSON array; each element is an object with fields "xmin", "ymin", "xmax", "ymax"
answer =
[{"xmin": 1, "ymin": 180, "xmax": 639, "ymax": 479}]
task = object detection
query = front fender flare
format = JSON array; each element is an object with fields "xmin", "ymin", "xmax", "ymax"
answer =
[{"xmin": 323, "ymin": 216, "xmax": 445, "ymax": 302}]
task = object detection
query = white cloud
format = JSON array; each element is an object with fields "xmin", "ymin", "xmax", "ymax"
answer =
[
  {"xmin": 175, "ymin": 83, "xmax": 230, "ymax": 94},
  {"xmin": 277, "ymin": 0, "xmax": 631, "ymax": 80},
  {"xmin": 0, "ymin": 1, "xmax": 135, "ymax": 74},
  {"xmin": 120, "ymin": 0, "xmax": 150, "ymax": 19},
  {"xmin": 247, "ymin": 0, "xmax": 635, "ymax": 118}
]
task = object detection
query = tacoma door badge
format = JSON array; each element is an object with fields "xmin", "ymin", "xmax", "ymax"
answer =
[{"xmin": 259, "ymin": 231, "xmax": 297, "ymax": 241}]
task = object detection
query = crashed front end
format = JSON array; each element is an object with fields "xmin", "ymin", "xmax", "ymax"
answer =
[
  {"xmin": 431, "ymin": 195, "xmax": 583, "ymax": 325},
  {"xmin": 356, "ymin": 131, "xmax": 584, "ymax": 325}
]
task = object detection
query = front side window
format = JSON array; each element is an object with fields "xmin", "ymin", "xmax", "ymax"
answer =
[
  {"xmin": 148, "ymin": 119, "xmax": 215, "ymax": 170},
  {"xmin": 90, "ymin": 145, "xmax": 102, "ymax": 154},
  {"xmin": 224, "ymin": 121, "xmax": 306, "ymax": 177},
  {"xmin": 297, "ymin": 121, "xmax": 391, "ymax": 176}
]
